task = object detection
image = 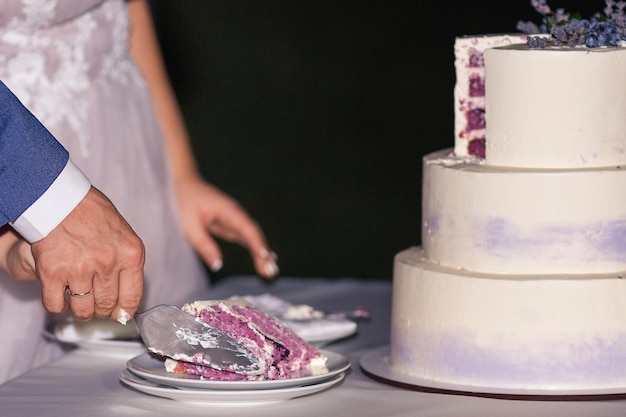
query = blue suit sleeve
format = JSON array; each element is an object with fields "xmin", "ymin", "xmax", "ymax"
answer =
[{"xmin": 0, "ymin": 80, "xmax": 69, "ymax": 226}]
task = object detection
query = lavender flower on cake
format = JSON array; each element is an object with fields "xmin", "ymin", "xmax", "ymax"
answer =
[{"xmin": 517, "ymin": 0, "xmax": 626, "ymax": 48}]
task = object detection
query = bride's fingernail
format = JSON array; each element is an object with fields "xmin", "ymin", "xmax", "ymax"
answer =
[
  {"xmin": 264, "ymin": 259, "xmax": 279, "ymax": 277},
  {"xmin": 210, "ymin": 260, "xmax": 223, "ymax": 272}
]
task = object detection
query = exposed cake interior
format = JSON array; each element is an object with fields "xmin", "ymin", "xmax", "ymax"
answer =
[
  {"xmin": 163, "ymin": 299, "xmax": 329, "ymax": 380},
  {"xmin": 453, "ymin": 34, "xmax": 525, "ymax": 158}
]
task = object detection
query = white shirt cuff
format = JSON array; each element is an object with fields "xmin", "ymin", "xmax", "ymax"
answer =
[{"xmin": 10, "ymin": 160, "xmax": 91, "ymax": 243}]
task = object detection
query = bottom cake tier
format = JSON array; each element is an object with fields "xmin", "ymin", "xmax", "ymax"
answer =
[{"xmin": 390, "ymin": 247, "xmax": 626, "ymax": 390}]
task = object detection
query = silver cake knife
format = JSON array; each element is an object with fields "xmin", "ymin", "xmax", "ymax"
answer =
[{"xmin": 134, "ymin": 304, "xmax": 262, "ymax": 375}]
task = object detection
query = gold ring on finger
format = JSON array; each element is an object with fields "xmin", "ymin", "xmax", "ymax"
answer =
[{"xmin": 67, "ymin": 288, "xmax": 94, "ymax": 298}]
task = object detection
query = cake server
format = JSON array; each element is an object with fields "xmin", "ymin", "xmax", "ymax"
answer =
[{"xmin": 135, "ymin": 304, "xmax": 262, "ymax": 375}]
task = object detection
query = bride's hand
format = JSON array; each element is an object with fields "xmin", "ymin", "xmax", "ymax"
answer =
[
  {"xmin": 176, "ymin": 176, "xmax": 279, "ymax": 279},
  {"xmin": 0, "ymin": 226, "xmax": 36, "ymax": 282}
]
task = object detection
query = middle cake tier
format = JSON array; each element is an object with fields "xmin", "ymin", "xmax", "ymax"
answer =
[{"xmin": 422, "ymin": 149, "xmax": 626, "ymax": 275}]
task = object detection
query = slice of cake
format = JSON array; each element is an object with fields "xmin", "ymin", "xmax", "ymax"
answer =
[{"xmin": 162, "ymin": 299, "xmax": 329, "ymax": 381}]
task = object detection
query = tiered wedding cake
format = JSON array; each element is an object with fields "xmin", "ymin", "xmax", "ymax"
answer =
[{"xmin": 390, "ymin": 4, "xmax": 626, "ymax": 390}]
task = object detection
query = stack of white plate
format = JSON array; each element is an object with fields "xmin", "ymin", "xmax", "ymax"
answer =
[{"xmin": 120, "ymin": 350, "xmax": 351, "ymax": 406}]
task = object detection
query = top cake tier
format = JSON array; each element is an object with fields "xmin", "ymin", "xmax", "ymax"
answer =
[{"xmin": 484, "ymin": 44, "xmax": 626, "ymax": 169}]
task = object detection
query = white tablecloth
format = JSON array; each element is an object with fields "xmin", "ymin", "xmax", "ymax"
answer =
[{"xmin": 1, "ymin": 275, "xmax": 626, "ymax": 417}]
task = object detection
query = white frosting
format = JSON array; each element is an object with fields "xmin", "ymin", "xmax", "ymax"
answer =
[
  {"xmin": 185, "ymin": 299, "xmax": 247, "ymax": 313},
  {"xmin": 485, "ymin": 44, "xmax": 626, "ymax": 168},
  {"xmin": 164, "ymin": 358, "xmax": 179, "ymax": 373},
  {"xmin": 390, "ymin": 248, "xmax": 626, "ymax": 390},
  {"xmin": 422, "ymin": 149, "xmax": 626, "ymax": 275},
  {"xmin": 308, "ymin": 356, "xmax": 331, "ymax": 376},
  {"xmin": 175, "ymin": 326, "xmax": 223, "ymax": 349},
  {"xmin": 282, "ymin": 305, "xmax": 323, "ymax": 320}
]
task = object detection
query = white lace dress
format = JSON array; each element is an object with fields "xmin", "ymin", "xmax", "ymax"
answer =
[{"xmin": 0, "ymin": 0, "xmax": 209, "ymax": 382}]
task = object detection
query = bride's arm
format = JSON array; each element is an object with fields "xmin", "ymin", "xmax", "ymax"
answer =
[{"xmin": 126, "ymin": 0, "xmax": 279, "ymax": 278}]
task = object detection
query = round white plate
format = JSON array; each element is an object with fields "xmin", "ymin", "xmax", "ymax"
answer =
[
  {"xmin": 360, "ymin": 346, "xmax": 626, "ymax": 398},
  {"xmin": 44, "ymin": 321, "xmax": 146, "ymax": 357},
  {"xmin": 295, "ymin": 320, "xmax": 357, "ymax": 347},
  {"xmin": 120, "ymin": 369, "xmax": 345, "ymax": 405},
  {"xmin": 127, "ymin": 349, "xmax": 351, "ymax": 390},
  {"xmin": 66, "ymin": 338, "xmax": 146, "ymax": 356}
]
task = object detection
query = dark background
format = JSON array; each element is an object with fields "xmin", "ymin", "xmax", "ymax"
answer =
[{"xmin": 149, "ymin": 0, "xmax": 596, "ymax": 281}]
